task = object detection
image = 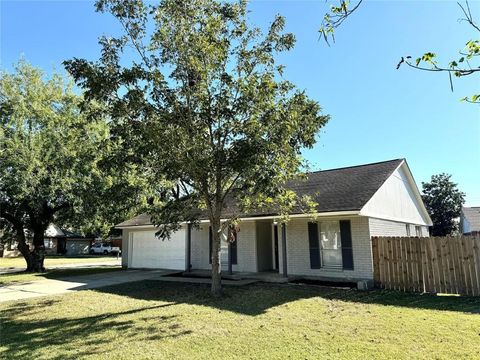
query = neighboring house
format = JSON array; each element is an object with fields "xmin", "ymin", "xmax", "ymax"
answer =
[
  {"xmin": 44, "ymin": 225, "xmax": 95, "ymax": 255},
  {"xmin": 116, "ymin": 159, "xmax": 432, "ymax": 284},
  {"xmin": 460, "ymin": 207, "xmax": 480, "ymax": 236},
  {"xmin": 2, "ymin": 224, "xmax": 94, "ymax": 257}
]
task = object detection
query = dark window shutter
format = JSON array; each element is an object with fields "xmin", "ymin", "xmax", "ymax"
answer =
[
  {"xmin": 340, "ymin": 220, "xmax": 354, "ymax": 270},
  {"xmin": 231, "ymin": 230, "xmax": 238, "ymax": 265},
  {"xmin": 209, "ymin": 226, "xmax": 212, "ymax": 264},
  {"xmin": 308, "ymin": 222, "xmax": 321, "ymax": 269}
]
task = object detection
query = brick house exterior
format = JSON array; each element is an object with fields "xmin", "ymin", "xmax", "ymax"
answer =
[{"xmin": 117, "ymin": 159, "xmax": 432, "ymax": 283}]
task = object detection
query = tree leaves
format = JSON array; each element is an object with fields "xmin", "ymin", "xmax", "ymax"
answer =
[
  {"xmin": 65, "ymin": 0, "xmax": 329, "ymax": 239},
  {"xmin": 421, "ymin": 173, "xmax": 465, "ymax": 236},
  {"xmin": 0, "ymin": 60, "xmax": 144, "ymax": 238}
]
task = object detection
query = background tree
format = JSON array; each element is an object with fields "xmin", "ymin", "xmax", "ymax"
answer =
[
  {"xmin": 421, "ymin": 173, "xmax": 465, "ymax": 236},
  {"xmin": 65, "ymin": 0, "xmax": 328, "ymax": 296},
  {"xmin": 320, "ymin": 1, "xmax": 479, "ymax": 103},
  {"xmin": 0, "ymin": 61, "xmax": 144, "ymax": 271}
]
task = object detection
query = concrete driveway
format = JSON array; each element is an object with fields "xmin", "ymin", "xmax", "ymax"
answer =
[{"xmin": 0, "ymin": 269, "xmax": 173, "ymax": 303}]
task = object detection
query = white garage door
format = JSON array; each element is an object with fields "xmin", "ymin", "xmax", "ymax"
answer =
[{"xmin": 130, "ymin": 228, "xmax": 185, "ymax": 270}]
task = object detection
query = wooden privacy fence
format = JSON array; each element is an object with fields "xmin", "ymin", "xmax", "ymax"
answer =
[{"xmin": 371, "ymin": 236, "xmax": 480, "ymax": 296}]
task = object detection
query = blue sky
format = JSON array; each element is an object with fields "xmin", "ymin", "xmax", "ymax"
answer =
[{"xmin": 1, "ymin": 0, "xmax": 479, "ymax": 205}]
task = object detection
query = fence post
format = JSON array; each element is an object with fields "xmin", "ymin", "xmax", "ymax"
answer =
[
  {"xmin": 415, "ymin": 237, "xmax": 424, "ymax": 293},
  {"xmin": 372, "ymin": 237, "xmax": 380, "ymax": 288}
]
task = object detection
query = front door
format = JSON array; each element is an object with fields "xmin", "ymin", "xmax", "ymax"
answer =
[
  {"xmin": 57, "ymin": 238, "xmax": 67, "ymax": 254},
  {"xmin": 256, "ymin": 221, "xmax": 273, "ymax": 272}
]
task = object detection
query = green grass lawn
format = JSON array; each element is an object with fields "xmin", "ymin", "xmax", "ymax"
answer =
[
  {"xmin": 0, "ymin": 255, "xmax": 119, "ymax": 269},
  {"xmin": 0, "ymin": 267, "xmax": 122, "ymax": 286},
  {"xmin": 1, "ymin": 281, "xmax": 479, "ymax": 360}
]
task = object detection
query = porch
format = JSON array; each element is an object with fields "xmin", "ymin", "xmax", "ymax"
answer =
[
  {"xmin": 178, "ymin": 269, "xmax": 292, "ymax": 283},
  {"xmin": 188, "ymin": 219, "xmax": 289, "ymax": 277}
]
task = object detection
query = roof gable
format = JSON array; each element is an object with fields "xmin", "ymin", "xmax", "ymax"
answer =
[
  {"xmin": 288, "ymin": 158, "xmax": 404, "ymax": 214},
  {"xmin": 360, "ymin": 161, "xmax": 432, "ymax": 226}
]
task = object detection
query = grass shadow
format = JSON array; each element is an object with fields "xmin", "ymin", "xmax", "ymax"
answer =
[
  {"xmin": 96, "ymin": 280, "xmax": 480, "ymax": 316},
  {"xmin": 0, "ymin": 301, "xmax": 186, "ymax": 360}
]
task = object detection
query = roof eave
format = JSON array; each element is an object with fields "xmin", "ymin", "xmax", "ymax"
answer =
[{"xmin": 115, "ymin": 210, "xmax": 362, "ymax": 229}]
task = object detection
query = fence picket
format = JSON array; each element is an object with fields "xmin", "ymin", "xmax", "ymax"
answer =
[
  {"xmin": 455, "ymin": 237, "xmax": 467, "ymax": 295},
  {"xmin": 409, "ymin": 237, "xmax": 419, "ymax": 292},
  {"xmin": 434, "ymin": 237, "xmax": 445, "ymax": 293},
  {"xmin": 423, "ymin": 238, "xmax": 434, "ymax": 293},
  {"xmin": 472, "ymin": 237, "xmax": 480, "ymax": 296},
  {"xmin": 372, "ymin": 237, "xmax": 380, "ymax": 288},
  {"xmin": 392, "ymin": 237, "xmax": 399, "ymax": 290},
  {"xmin": 399, "ymin": 237, "xmax": 407, "ymax": 291},
  {"xmin": 465, "ymin": 237, "xmax": 478, "ymax": 296},
  {"xmin": 416, "ymin": 237, "xmax": 424, "ymax": 293},
  {"xmin": 430, "ymin": 237, "xmax": 441, "ymax": 293},
  {"xmin": 386, "ymin": 238, "xmax": 393, "ymax": 289},
  {"xmin": 440, "ymin": 237, "xmax": 452, "ymax": 294}
]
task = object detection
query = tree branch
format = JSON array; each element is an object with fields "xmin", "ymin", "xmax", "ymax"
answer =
[{"xmin": 458, "ymin": 1, "xmax": 480, "ymax": 33}]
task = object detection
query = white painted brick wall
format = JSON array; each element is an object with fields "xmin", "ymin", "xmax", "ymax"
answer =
[
  {"xmin": 191, "ymin": 225, "xmax": 209, "ymax": 269},
  {"xmin": 280, "ymin": 216, "xmax": 373, "ymax": 280},
  {"xmin": 191, "ymin": 221, "xmax": 257, "ymax": 272}
]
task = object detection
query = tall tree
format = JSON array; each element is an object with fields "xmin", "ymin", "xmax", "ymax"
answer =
[
  {"xmin": 422, "ymin": 173, "xmax": 465, "ymax": 236},
  {"xmin": 65, "ymin": 0, "xmax": 328, "ymax": 296},
  {"xmin": 0, "ymin": 60, "xmax": 130, "ymax": 271},
  {"xmin": 320, "ymin": 1, "xmax": 479, "ymax": 103}
]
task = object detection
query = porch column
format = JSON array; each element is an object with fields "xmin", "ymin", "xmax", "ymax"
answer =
[
  {"xmin": 281, "ymin": 223, "xmax": 288, "ymax": 278},
  {"xmin": 186, "ymin": 223, "xmax": 192, "ymax": 272},
  {"xmin": 228, "ymin": 243, "xmax": 233, "ymax": 275}
]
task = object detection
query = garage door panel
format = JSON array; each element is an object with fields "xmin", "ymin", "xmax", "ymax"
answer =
[{"xmin": 130, "ymin": 229, "xmax": 185, "ymax": 269}]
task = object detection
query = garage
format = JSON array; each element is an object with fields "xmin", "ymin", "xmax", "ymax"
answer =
[{"xmin": 129, "ymin": 228, "xmax": 186, "ymax": 270}]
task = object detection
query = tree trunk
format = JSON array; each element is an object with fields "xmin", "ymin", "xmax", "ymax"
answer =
[
  {"xmin": 210, "ymin": 215, "xmax": 223, "ymax": 297},
  {"xmin": 30, "ymin": 228, "xmax": 46, "ymax": 272},
  {"xmin": 16, "ymin": 229, "xmax": 34, "ymax": 271}
]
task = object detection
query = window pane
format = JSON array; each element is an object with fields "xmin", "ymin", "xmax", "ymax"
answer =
[
  {"xmin": 320, "ymin": 221, "xmax": 341, "ymax": 250},
  {"xmin": 220, "ymin": 230, "xmax": 229, "ymax": 263},
  {"xmin": 322, "ymin": 249, "xmax": 343, "ymax": 267},
  {"xmin": 320, "ymin": 221, "xmax": 342, "ymax": 268}
]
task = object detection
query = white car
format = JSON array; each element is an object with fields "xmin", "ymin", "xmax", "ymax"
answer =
[{"xmin": 89, "ymin": 243, "xmax": 121, "ymax": 255}]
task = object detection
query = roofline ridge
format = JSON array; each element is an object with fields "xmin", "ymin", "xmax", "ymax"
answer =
[{"xmin": 305, "ymin": 158, "xmax": 405, "ymax": 175}]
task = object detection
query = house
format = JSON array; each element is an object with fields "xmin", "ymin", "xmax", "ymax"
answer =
[
  {"xmin": 44, "ymin": 225, "xmax": 95, "ymax": 255},
  {"xmin": 2, "ymin": 224, "xmax": 94, "ymax": 257},
  {"xmin": 460, "ymin": 207, "xmax": 480, "ymax": 236},
  {"xmin": 116, "ymin": 159, "xmax": 432, "ymax": 284}
]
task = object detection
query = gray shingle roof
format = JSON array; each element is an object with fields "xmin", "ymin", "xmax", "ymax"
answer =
[
  {"xmin": 116, "ymin": 159, "xmax": 404, "ymax": 227},
  {"xmin": 463, "ymin": 207, "xmax": 480, "ymax": 232}
]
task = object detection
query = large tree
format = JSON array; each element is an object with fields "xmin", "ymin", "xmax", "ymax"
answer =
[
  {"xmin": 0, "ymin": 61, "xmax": 139, "ymax": 271},
  {"xmin": 65, "ymin": 0, "xmax": 328, "ymax": 296},
  {"xmin": 422, "ymin": 173, "xmax": 465, "ymax": 236}
]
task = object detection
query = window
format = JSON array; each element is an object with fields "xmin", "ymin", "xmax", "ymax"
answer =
[
  {"xmin": 320, "ymin": 221, "xmax": 343, "ymax": 269},
  {"xmin": 415, "ymin": 226, "xmax": 422, "ymax": 237},
  {"xmin": 406, "ymin": 224, "xmax": 411, "ymax": 237},
  {"xmin": 44, "ymin": 239, "xmax": 53, "ymax": 249}
]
